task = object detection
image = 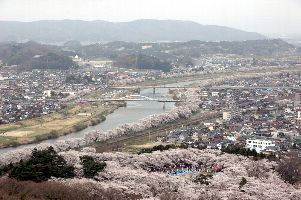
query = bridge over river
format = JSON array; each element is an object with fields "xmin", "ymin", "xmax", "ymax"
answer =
[{"xmin": 79, "ymin": 95, "xmax": 182, "ymax": 109}]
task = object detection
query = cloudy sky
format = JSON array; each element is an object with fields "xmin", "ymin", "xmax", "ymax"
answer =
[{"xmin": 0, "ymin": 0, "xmax": 300, "ymax": 36}]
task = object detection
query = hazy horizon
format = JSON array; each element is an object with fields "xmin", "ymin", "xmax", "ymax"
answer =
[{"xmin": 0, "ymin": 0, "xmax": 301, "ymax": 37}]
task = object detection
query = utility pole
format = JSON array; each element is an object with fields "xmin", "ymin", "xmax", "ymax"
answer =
[
  {"xmin": 149, "ymin": 115, "xmax": 152, "ymax": 143},
  {"xmin": 135, "ymin": 53, "xmax": 138, "ymax": 70}
]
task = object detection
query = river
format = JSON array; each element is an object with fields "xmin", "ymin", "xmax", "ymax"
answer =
[{"xmin": 0, "ymin": 80, "xmax": 196, "ymax": 153}]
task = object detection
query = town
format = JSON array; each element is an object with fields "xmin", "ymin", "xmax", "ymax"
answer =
[
  {"xmin": 1, "ymin": 51, "xmax": 301, "ymax": 157},
  {"xmin": 156, "ymin": 71, "xmax": 301, "ymax": 155}
]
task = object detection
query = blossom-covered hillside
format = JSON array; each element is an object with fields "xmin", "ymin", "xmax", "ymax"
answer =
[
  {"xmin": 55, "ymin": 148, "xmax": 300, "ymax": 200},
  {"xmin": 1, "ymin": 147, "xmax": 301, "ymax": 199}
]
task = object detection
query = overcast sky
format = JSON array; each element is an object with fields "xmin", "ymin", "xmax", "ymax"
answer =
[{"xmin": 0, "ymin": 0, "xmax": 300, "ymax": 36}]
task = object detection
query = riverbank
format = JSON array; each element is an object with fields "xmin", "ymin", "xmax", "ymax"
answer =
[
  {"xmin": 0, "ymin": 90, "xmax": 126, "ymax": 149},
  {"xmin": 0, "ymin": 71, "xmax": 199, "ymax": 149}
]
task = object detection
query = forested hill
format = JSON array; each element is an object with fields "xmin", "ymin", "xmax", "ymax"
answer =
[
  {"xmin": 0, "ymin": 41, "xmax": 76, "ymax": 69},
  {"xmin": 77, "ymin": 39, "xmax": 296, "ymax": 59},
  {"xmin": 0, "ymin": 19, "xmax": 265, "ymax": 44},
  {"xmin": 71, "ymin": 39, "xmax": 298, "ymax": 71}
]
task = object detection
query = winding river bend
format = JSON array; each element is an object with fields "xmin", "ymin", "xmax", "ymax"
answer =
[{"xmin": 0, "ymin": 80, "xmax": 196, "ymax": 154}]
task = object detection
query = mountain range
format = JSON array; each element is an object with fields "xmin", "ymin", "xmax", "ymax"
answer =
[{"xmin": 0, "ymin": 19, "xmax": 266, "ymax": 44}]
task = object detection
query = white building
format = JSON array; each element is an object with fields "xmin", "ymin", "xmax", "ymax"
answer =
[
  {"xmin": 212, "ymin": 91, "xmax": 219, "ymax": 97},
  {"xmin": 200, "ymin": 91, "xmax": 208, "ymax": 97},
  {"xmin": 298, "ymin": 111, "xmax": 301, "ymax": 119},
  {"xmin": 223, "ymin": 112, "xmax": 231, "ymax": 121},
  {"xmin": 223, "ymin": 109, "xmax": 242, "ymax": 121},
  {"xmin": 245, "ymin": 138, "xmax": 276, "ymax": 153},
  {"xmin": 61, "ymin": 91, "xmax": 77, "ymax": 96},
  {"xmin": 43, "ymin": 90, "xmax": 52, "ymax": 97},
  {"xmin": 192, "ymin": 132, "xmax": 199, "ymax": 142}
]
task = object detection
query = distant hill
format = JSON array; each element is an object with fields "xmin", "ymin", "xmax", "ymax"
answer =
[
  {"xmin": 0, "ymin": 19, "xmax": 266, "ymax": 44},
  {"xmin": 78, "ymin": 39, "xmax": 295, "ymax": 58},
  {"xmin": 74, "ymin": 39, "xmax": 296, "ymax": 71},
  {"xmin": 0, "ymin": 39, "xmax": 296, "ymax": 71},
  {"xmin": 172, "ymin": 39, "xmax": 297, "ymax": 56},
  {"xmin": 0, "ymin": 41, "xmax": 76, "ymax": 69}
]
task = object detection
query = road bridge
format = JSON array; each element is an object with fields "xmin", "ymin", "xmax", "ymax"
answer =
[
  {"xmin": 84, "ymin": 99, "xmax": 182, "ymax": 103},
  {"xmin": 78, "ymin": 94, "xmax": 182, "ymax": 109}
]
